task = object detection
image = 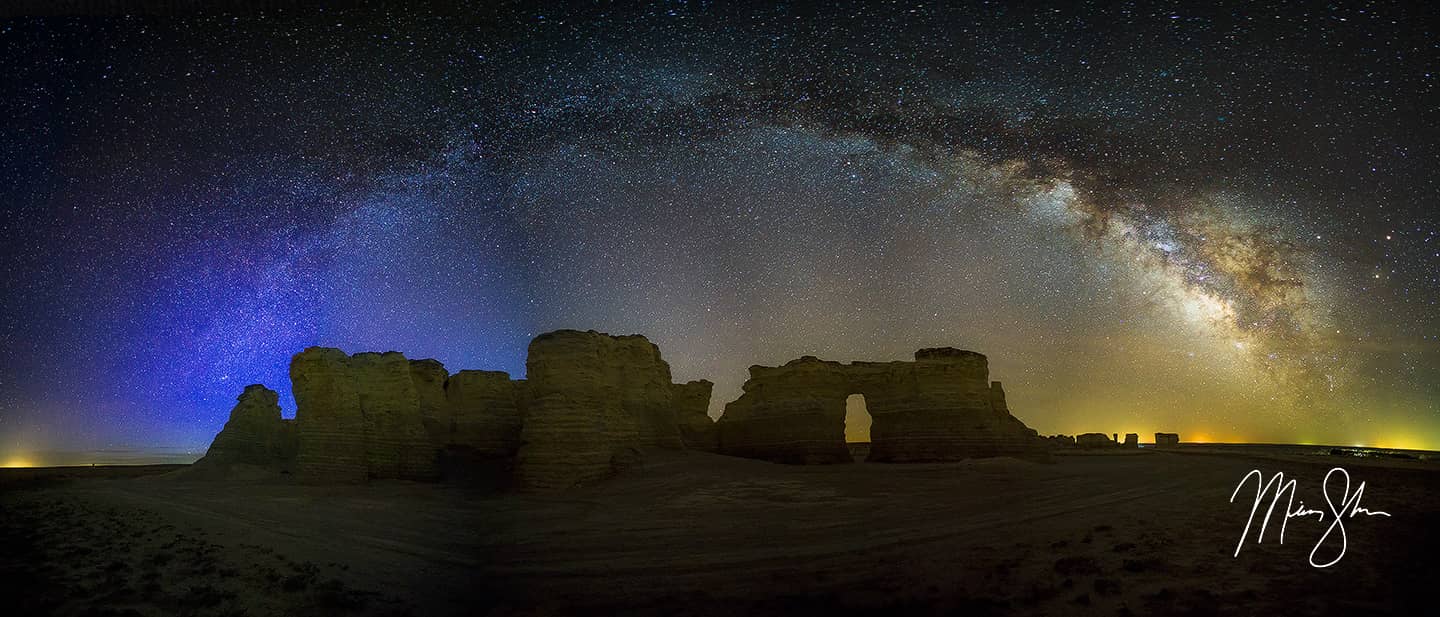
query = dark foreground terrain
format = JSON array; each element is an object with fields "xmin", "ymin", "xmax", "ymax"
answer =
[{"xmin": 3, "ymin": 447, "xmax": 1437, "ymax": 616}]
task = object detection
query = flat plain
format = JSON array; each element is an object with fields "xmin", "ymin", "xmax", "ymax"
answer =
[{"xmin": 3, "ymin": 446, "xmax": 1436, "ymax": 616}]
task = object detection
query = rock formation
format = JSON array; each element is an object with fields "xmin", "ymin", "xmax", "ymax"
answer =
[
  {"xmin": 443, "ymin": 370, "xmax": 525, "ymax": 457},
  {"xmin": 198, "ymin": 331, "xmax": 1054, "ymax": 489},
  {"xmin": 715, "ymin": 348, "xmax": 1047, "ymax": 464},
  {"xmin": 409, "ymin": 359, "xmax": 451, "ymax": 444},
  {"xmin": 192, "ymin": 384, "xmax": 296, "ymax": 471},
  {"xmin": 673, "ymin": 380, "xmax": 718, "ymax": 451},
  {"xmin": 715, "ymin": 356, "xmax": 854, "ymax": 464},
  {"xmin": 1076, "ymin": 432, "xmax": 1113, "ymax": 448},
  {"xmin": 516, "ymin": 330, "xmax": 690, "ymax": 491},
  {"xmin": 198, "ymin": 330, "xmax": 715, "ymax": 490},
  {"xmin": 291, "ymin": 348, "xmax": 438, "ymax": 482},
  {"xmin": 1045, "ymin": 434, "xmax": 1077, "ymax": 448},
  {"xmin": 1123, "ymin": 433, "xmax": 1139, "ymax": 447},
  {"xmin": 1154, "ymin": 432, "xmax": 1180, "ymax": 446}
]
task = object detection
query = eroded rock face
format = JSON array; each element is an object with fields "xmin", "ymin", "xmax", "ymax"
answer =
[
  {"xmin": 444, "ymin": 370, "xmax": 525, "ymax": 457},
  {"xmin": 292, "ymin": 348, "xmax": 369, "ymax": 482},
  {"xmin": 1046, "ymin": 434, "xmax": 1077, "ymax": 448},
  {"xmin": 201, "ymin": 332, "xmax": 1050, "ymax": 489},
  {"xmin": 1123, "ymin": 433, "xmax": 1139, "ymax": 447},
  {"xmin": 1076, "ymin": 432, "xmax": 1113, "ymax": 448},
  {"xmin": 716, "ymin": 356, "xmax": 853, "ymax": 464},
  {"xmin": 193, "ymin": 384, "xmax": 295, "ymax": 470},
  {"xmin": 409, "ymin": 359, "xmax": 450, "ymax": 444},
  {"xmin": 673, "ymin": 380, "xmax": 717, "ymax": 452},
  {"xmin": 1155, "ymin": 432, "xmax": 1180, "ymax": 446},
  {"xmin": 863, "ymin": 352, "xmax": 1042, "ymax": 463},
  {"xmin": 353, "ymin": 352, "xmax": 437, "ymax": 480},
  {"xmin": 516, "ymin": 330, "xmax": 688, "ymax": 491},
  {"xmin": 716, "ymin": 348, "xmax": 1047, "ymax": 464},
  {"xmin": 292, "ymin": 348, "xmax": 437, "ymax": 482},
  {"xmin": 203, "ymin": 331, "xmax": 711, "ymax": 489}
]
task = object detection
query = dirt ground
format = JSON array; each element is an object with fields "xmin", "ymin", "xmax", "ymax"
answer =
[{"xmin": 2, "ymin": 447, "xmax": 1437, "ymax": 616}]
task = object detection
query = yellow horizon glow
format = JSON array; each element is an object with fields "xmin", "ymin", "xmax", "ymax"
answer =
[{"xmin": 1, "ymin": 456, "xmax": 37, "ymax": 468}]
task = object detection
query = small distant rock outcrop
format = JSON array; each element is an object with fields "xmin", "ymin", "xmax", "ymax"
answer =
[
  {"xmin": 192, "ymin": 385, "xmax": 296, "ymax": 472},
  {"xmin": 1045, "ymin": 434, "xmax": 1077, "ymax": 448},
  {"xmin": 715, "ymin": 348, "xmax": 1047, "ymax": 464},
  {"xmin": 1154, "ymin": 432, "xmax": 1180, "ymax": 446},
  {"xmin": 1123, "ymin": 433, "xmax": 1139, "ymax": 447},
  {"xmin": 1076, "ymin": 433, "xmax": 1114, "ymax": 448}
]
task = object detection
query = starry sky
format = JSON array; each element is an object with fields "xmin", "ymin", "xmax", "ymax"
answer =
[{"xmin": 1, "ymin": 1, "xmax": 1438, "ymax": 461}]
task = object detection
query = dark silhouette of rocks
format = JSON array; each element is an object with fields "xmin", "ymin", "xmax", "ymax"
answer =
[
  {"xmin": 196, "ymin": 330, "xmax": 716, "ymax": 491},
  {"xmin": 1045, "ymin": 434, "xmax": 1077, "ymax": 448},
  {"xmin": 197, "ymin": 332, "xmax": 1055, "ymax": 489},
  {"xmin": 1062, "ymin": 432, "xmax": 1142, "ymax": 449},
  {"xmin": 714, "ymin": 348, "xmax": 1047, "ymax": 464},
  {"xmin": 673, "ymin": 380, "xmax": 718, "ymax": 451},
  {"xmin": 1155, "ymin": 432, "xmax": 1180, "ymax": 446},
  {"xmin": 192, "ymin": 385, "xmax": 296, "ymax": 471}
]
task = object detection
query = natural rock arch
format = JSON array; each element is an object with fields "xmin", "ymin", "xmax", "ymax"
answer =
[{"xmin": 715, "ymin": 348, "xmax": 1047, "ymax": 464}]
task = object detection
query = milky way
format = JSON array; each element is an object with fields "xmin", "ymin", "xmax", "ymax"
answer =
[{"xmin": 1, "ymin": 2, "xmax": 1437, "ymax": 457}]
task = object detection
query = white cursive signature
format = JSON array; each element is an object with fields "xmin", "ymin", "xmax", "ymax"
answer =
[{"xmin": 1229, "ymin": 466, "xmax": 1392, "ymax": 568}]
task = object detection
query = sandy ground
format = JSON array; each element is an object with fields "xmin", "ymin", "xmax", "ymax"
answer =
[{"xmin": 2, "ymin": 448, "xmax": 1437, "ymax": 616}]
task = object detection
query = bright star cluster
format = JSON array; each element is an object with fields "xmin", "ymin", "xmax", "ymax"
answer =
[{"xmin": 0, "ymin": 2, "xmax": 1437, "ymax": 456}]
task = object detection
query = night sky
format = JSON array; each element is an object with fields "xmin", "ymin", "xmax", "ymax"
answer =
[{"xmin": 2, "ymin": 1, "xmax": 1438, "ymax": 462}]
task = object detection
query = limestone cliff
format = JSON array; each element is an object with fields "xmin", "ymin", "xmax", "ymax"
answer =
[
  {"xmin": 863, "ymin": 350, "xmax": 1042, "ymax": 463},
  {"xmin": 199, "ymin": 332, "xmax": 1047, "ymax": 489},
  {"xmin": 717, "ymin": 356, "xmax": 855, "ymax": 464},
  {"xmin": 444, "ymin": 370, "xmax": 526, "ymax": 457},
  {"xmin": 673, "ymin": 380, "xmax": 717, "ymax": 452},
  {"xmin": 202, "ymin": 331, "xmax": 709, "ymax": 489},
  {"xmin": 291, "ymin": 348, "xmax": 368, "ymax": 481},
  {"xmin": 193, "ymin": 384, "xmax": 296, "ymax": 471},
  {"xmin": 515, "ymin": 330, "xmax": 688, "ymax": 491},
  {"xmin": 716, "ymin": 348, "xmax": 1047, "ymax": 464},
  {"xmin": 292, "ymin": 348, "xmax": 437, "ymax": 482},
  {"xmin": 409, "ymin": 359, "xmax": 450, "ymax": 444}
]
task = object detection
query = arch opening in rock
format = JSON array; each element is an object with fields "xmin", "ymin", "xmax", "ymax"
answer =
[
  {"xmin": 715, "ymin": 349, "xmax": 1048, "ymax": 464},
  {"xmin": 845, "ymin": 393, "xmax": 872, "ymax": 462}
]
